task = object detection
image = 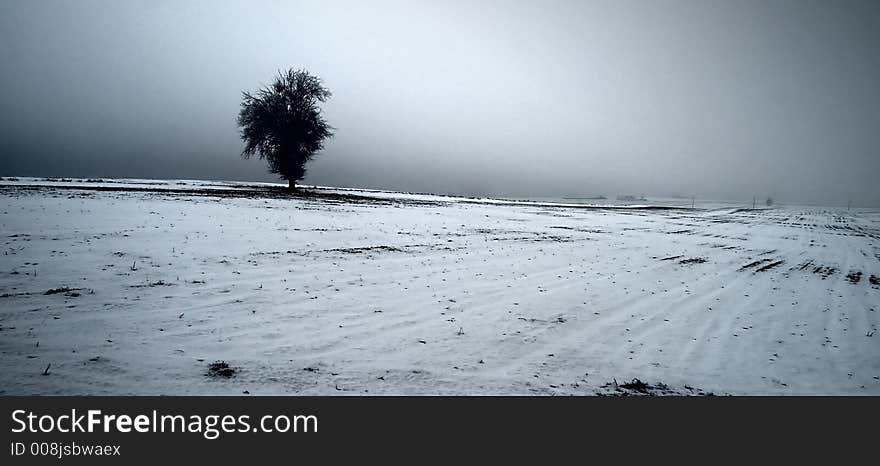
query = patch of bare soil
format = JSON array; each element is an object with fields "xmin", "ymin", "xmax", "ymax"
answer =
[
  {"xmin": 44, "ymin": 287, "xmax": 79, "ymax": 295},
  {"xmin": 755, "ymin": 260, "xmax": 785, "ymax": 272},
  {"xmin": 598, "ymin": 378, "xmax": 715, "ymax": 396},
  {"xmin": 813, "ymin": 266, "xmax": 837, "ymax": 279},
  {"xmin": 326, "ymin": 245, "xmax": 403, "ymax": 254},
  {"xmin": 129, "ymin": 280, "xmax": 175, "ymax": 288},
  {"xmin": 206, "ymin": 361, "xmax": 236, "ymax": 378},
  {"xmin": 679, "ymin": 257, "xmax": 707, "ymax": 265},
  {"xmin": 845, "ymin": 271, "xmax": 862, "ymax": 284},
  {"xmin": 740, "ymin": 258, "xmax": 773, "ymax": 271},
  {"xmin": 44, "ymin": 287, "xmax": 84, "ymax": 297}
]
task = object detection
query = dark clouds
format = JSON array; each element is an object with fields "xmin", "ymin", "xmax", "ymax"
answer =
[{"xmin": 1, "ymin": 0, "xmax": 879, "ymax": 205}]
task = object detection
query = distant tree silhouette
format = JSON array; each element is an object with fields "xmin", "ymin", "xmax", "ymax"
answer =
[{"xmin": 237, "ymin": 69, "xmax": 333, "ymax": 191}]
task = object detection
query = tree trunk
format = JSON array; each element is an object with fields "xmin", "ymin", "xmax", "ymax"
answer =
[{"xmin": 288, "ymin": 179, "xmax": 295, "ymax": 192}]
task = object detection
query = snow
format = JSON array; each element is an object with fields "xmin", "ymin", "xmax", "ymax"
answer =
[{"xmin": 1, "ymin": 178, "xmax": 878, "ymax": 395}]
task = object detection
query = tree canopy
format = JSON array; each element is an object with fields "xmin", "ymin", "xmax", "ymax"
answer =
[{"xmin": 237, "ymin": 69, "xmax": 334, "ymax": 190}]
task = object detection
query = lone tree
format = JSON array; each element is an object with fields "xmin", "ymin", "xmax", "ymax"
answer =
[{"xmin": 237, "ymin": 69, "xmax": 334, "ymax": 191}]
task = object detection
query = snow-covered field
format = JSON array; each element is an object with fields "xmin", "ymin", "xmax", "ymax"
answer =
[{"xmin": 1, "ymin": 178, "xmax": 878, "ymax": 395}]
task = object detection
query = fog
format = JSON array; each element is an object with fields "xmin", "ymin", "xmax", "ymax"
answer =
[{"xmin": 1, "ymin": 0, "xmax": 879, "ymax": 205}]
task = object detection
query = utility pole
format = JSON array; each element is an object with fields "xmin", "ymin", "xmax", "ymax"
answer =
[
  {"xmin": 752, "ymin": 196, "xmax": 756, "ymax": 209},
  {"xmin": 691, "ymin": 196, "xmax": 695, "ymax": 209}
]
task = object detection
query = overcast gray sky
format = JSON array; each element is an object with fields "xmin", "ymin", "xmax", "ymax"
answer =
[{"xmin": 1, "ymin": 0, "xmax": 878, "ymax": 205}]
